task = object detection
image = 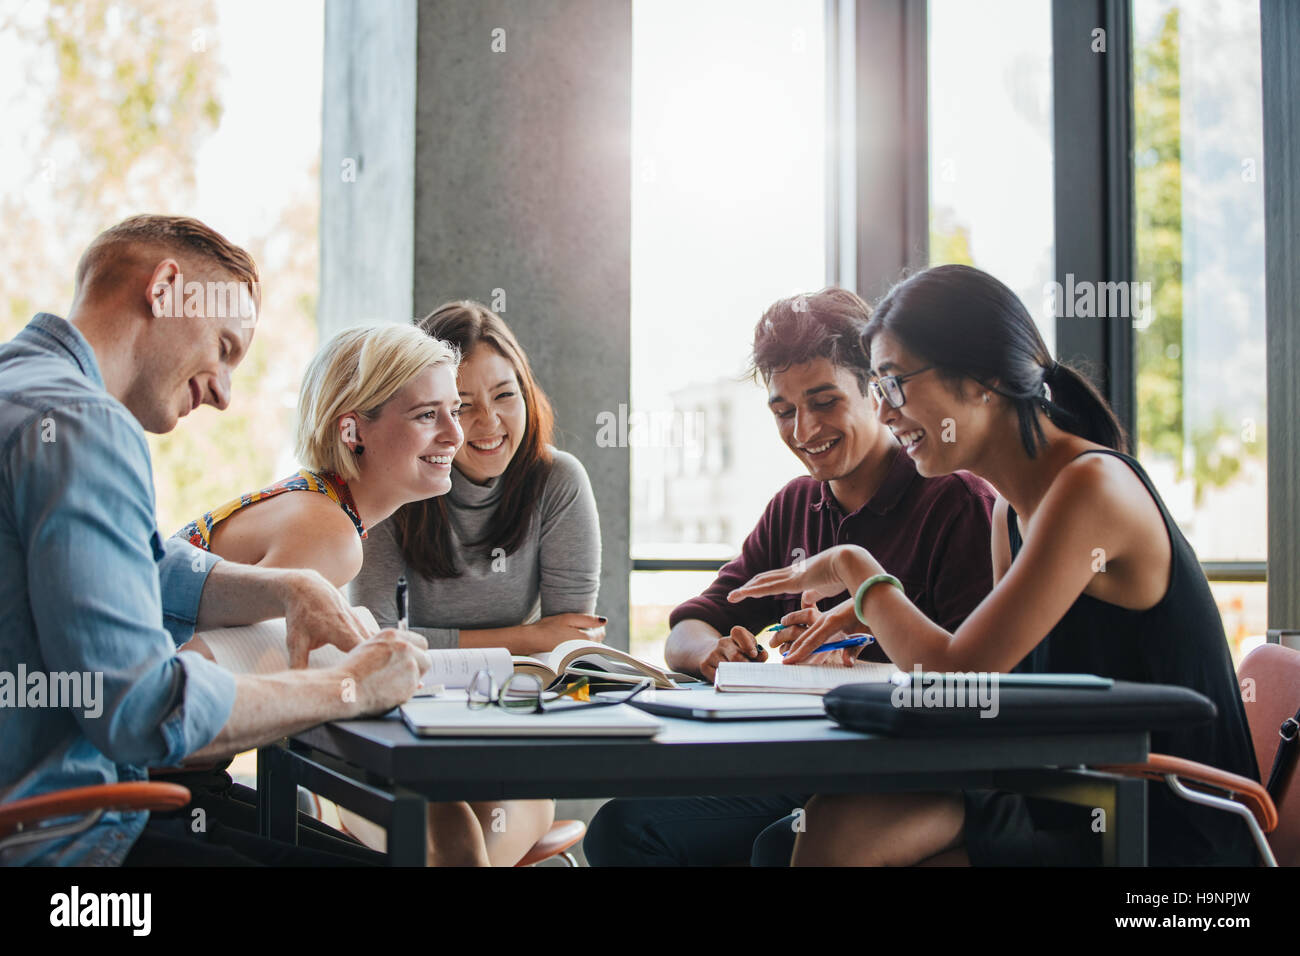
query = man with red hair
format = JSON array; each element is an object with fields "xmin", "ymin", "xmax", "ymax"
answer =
[{"xmin": 0, "ymin": 215, "xmax": 427, "ymax": 866}]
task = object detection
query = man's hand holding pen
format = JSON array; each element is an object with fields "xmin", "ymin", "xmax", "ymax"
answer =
[{"xmin": 699, "ymin": 625, "xmax": 769, "ymax": 682}]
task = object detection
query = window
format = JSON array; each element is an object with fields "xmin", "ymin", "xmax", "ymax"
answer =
[
  {"xmin": 629, "ymin": 0, "xmax": 828, "ymax": 661},
  {"xmin": 927, "ymin": 0, "xmax": 1055, "ymax": 352},
  {"xmin": 1132, "ymin": 0, "xmax": 1267, "ymax": 658},
  {"xmin": 0, "ymin": 0, "xmax": 322, "ymax": 537}
]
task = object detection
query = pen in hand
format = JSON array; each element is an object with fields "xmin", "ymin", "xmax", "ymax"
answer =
[
  {"xmin": 396, "ymin": 575, "xmax": 409, "ymax": 632},
  {"xmin": 781, "ymin": 634, "xmax": 874, "ymax": 658},
  {"xmin": 398, "ymin": 574, "xmax": 431, "ymax": 689},
  {"xmin": 752, "ymin": 623, "xmax": 790, "ymax": 660}
]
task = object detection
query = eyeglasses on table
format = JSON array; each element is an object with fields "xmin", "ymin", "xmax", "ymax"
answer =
[{"xmin": 466, "ymin": 669, "xmax": 653, "ymax": 714}]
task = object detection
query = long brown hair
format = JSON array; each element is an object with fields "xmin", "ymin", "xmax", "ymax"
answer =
[{"xmin": 393, "ymin": 301, "xmax": 556, "ymax": 578}]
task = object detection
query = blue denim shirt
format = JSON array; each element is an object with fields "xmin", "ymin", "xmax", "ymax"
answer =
[{"xmin": 0, "ymin": 314, "xmax": 237, "ymax": 865}]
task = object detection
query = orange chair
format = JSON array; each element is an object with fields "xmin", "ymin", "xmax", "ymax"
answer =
[
  {"xmin": 515, "ymin": 819, "xmax": 586, "ymax": 867},
  {"xmin": 1096, "ymin": 642, "xmax": 1300, "ymax": 866},
  {"xmin": 0, "ymin": 782, "xmax": 191, "ymax": 856},
  {"xmin": 338, "ymin": 808, "xmax": 586, "ymax": 866},
  {"xmin": 1, "ymin": 782, "xmax": 584, "ymax": 864}
]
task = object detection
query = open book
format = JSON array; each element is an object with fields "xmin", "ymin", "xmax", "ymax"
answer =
[
  {"xmin": 715, "ymin": 660, "xmax": 899, "ymax": 695},
  {"xmin": 511, "ymin": 640, "xmax": 697, "ymax": 690},
  {"xmin": 190, "ymin": 609, "xmax": 514, "ymax": 696}
]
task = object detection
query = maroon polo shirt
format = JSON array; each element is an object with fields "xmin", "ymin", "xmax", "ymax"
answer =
[{"xmin": 670, "ymin": 446, "xmax": 996, "ymax": 638}]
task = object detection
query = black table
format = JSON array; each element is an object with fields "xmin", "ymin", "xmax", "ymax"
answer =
[{"xmin": 257, "ymin": 701, "xmax": 1150, "ymax": 866}]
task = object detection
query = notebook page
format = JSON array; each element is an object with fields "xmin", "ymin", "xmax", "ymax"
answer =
[
  {"xmin": 715, "ymin": 660, "xmax": 897, "ymax": 693},
  {"xmin": 195, "ymin": 608, "xmax": 512, "ymax": 690},
  {"xmin": 200, "ymin": 618, "xmax": 287, "ymax": 673},
  {"xmin": 197, "ymin": 606, "xmax": 376, "ymax": 675}
]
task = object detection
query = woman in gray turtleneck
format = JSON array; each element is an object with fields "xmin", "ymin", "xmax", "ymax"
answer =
[{"xmin": 349, "ymin": 300, "xmax": 603, "ymax": 654}]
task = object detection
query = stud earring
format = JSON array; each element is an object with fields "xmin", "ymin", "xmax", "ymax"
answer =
[
  {"xmin": 983, "ymin": 393, "xmax": 990, "ymax": 404},
  {"xmin": 354, "ymin": 444, "xmax": 365, "ymax": 455}
]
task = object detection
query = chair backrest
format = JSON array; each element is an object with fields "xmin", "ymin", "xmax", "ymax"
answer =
[{"xmin": 1238, "ymin": 642, "xmax": 1300, "ymax": 865}]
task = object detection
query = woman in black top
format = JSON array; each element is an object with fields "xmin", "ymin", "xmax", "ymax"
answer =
[{"xmin": 728, "ymin": 264, "xmax": 1259, "ymax": 866}]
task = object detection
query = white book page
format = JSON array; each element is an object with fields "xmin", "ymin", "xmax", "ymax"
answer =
[
  {"xmin": 422, "ymin": 647, "xmax": 514, "ymax": 689},
  {"xmin": 538, "ymin": 639, "xmax": 677, "ymax": 686},
  {"xmin": 539, "ymin": 639, "xmax": 617, "ymax": 671}
]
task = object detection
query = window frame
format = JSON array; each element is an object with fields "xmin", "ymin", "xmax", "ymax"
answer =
[{"xmin": 634, "ymin": 0, "xmax": 1278, "ymax": 603}]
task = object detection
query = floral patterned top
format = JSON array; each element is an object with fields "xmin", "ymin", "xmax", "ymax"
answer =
[{"xmin": 175, "ymin": 469, "xmax": 366, "ymax": 551}]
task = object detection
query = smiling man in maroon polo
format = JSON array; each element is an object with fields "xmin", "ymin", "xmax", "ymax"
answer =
[
  {"xmin": 584, "ymin": 286, "xmax": 995, "ymax": 867},
  {"xmin": 667, "ymin": 286, "xmax": 995, "ymax": 680}
]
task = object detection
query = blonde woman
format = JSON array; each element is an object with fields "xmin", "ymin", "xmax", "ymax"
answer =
[
  {"xmin": 177, "ymin": 324, "xmax": 462, "ymax": 588},
  {"xmin": 178, "ymin": 323, "xmax": 555, "ymax": 865}
]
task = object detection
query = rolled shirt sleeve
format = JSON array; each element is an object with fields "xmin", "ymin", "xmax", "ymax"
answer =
[
  {"xmin": 11, "ymin": 401, "xmax": 236, "ymax": 766},
  {"xmin": 159, "ymin": 536, "xmax": 222, "ymax": 647}
]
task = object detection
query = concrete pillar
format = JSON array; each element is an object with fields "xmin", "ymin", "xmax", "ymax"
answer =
[
  {"xmin": 321, "ymin": 0, "xmax": 632, "ymax": 652},
  {"xmin": 320, "ymin": 0, "xmax": 417, "ymax": 328}
]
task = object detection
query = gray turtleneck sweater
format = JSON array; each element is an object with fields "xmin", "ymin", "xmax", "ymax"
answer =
[{"xmin": 348, "ymin": 448, "xmax": 601, "ymax": 648}]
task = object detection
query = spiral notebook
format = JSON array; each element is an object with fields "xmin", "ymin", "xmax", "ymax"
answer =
[{"xmin": 714, "ymin": 660, "xmax": 899, "ymax": 694}]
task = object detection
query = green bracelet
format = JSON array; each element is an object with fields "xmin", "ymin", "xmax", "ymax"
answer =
[{"xmin": 853, "ymin": 573, "xmax": 903, "ymax": 625}]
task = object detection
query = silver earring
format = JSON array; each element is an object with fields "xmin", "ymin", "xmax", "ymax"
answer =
[{"xmin": 983, "ymin": 393, "xmax": 990, "ymax": 404}]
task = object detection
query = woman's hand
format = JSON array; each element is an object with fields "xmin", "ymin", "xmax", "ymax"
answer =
[
  {"xmin": 522, "ymin": 613, "xmax": 607, "ymax": 655},
  {"xmin": 727, "ymin": 545, "xmax": 878, "ymax": 607},
  {"xmin": 775, "ymin": 596, "xmax": 862, "ymax": 667}
]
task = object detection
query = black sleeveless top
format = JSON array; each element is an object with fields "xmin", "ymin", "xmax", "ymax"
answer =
[{"xmin": 1005, "ymin": 449, "xmax": 1259, "ymax": 865}]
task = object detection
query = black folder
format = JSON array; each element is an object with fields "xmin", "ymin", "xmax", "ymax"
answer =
[{"xmin": 824, "ymin": 678, "xmax": 1217, "ymax": 737}]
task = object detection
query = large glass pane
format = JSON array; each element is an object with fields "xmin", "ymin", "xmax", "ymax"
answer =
[
  {"xmin": 927, "ymin": 0, "xmax": 1055, "ymax": 353},
  {"xmin": 0, "ymin": 0, "xmax": 322, "ymax": 536},
  {"xmin": 629, "ymin": 0, "xmax": 827, "ymax": 661},
  {"xmin": 1132, "ymin": 0, "xmax": 1267, "ymax": 647}
]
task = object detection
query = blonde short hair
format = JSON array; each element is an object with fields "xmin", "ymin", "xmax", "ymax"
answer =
[{"xmin": 295, "ymin": 324, "xmax": 460, "ymax": 482}]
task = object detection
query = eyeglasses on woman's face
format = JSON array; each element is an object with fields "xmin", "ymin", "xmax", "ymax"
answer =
[{"xmin": 868, "ymin": 364, "xmax": 936, "ymax": 409}]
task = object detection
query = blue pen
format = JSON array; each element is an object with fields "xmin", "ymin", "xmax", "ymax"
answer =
[{"xmin": 782, "ymin": 634, "xmax": 874, "ymax": 658}]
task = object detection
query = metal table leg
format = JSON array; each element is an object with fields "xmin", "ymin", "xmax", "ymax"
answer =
[
  {"xmin": 387, "ymin": 786, "xmax": 429, "ymax": 867},
  {"xmin": 992, "ymin": 768, "xmax": 1148, "ymax": 866},
  {"xmin": 1109, "ymin": 774, "xmax": 1148, "ymax": 866},
  {"xmin": 257, "ymin": 742, "xmax": 300, "ymax": 845}
]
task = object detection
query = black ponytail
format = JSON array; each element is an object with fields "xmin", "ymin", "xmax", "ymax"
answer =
[
  {"xmin": 862, "ymin": 264, "xmax": 1128, "ymax": 458},
  {"xmin": 1041, "ymin": 359, "xmax": 1127, "ymax": 454}
]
